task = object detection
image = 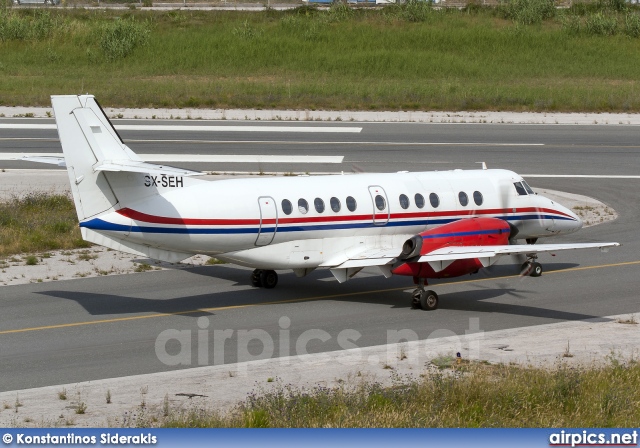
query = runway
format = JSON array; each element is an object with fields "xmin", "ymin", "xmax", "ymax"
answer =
[
  {"xmin": 0, "ymin": 119, "xmax": 638, "ymax": 392},
  {"xmin": 1, "ymin": 118, "xmax": 639, "ymax": 174}
]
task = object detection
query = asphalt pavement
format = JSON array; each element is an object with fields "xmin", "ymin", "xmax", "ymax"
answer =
[{"xmin": 0, "ymin": 120, "xmax": 638, "ymax": 392}]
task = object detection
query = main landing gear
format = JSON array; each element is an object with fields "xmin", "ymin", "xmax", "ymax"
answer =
[
  {"xmin": 251, "ymin": 269, "xmax": 278, "ymax": 289},
  {"xmin": 411, "ymin": 279, "xmax": 439, "ymax": 311},
  {"xmin": 520, "ymin": 255, "xmax": 543, "ymax": 277}
]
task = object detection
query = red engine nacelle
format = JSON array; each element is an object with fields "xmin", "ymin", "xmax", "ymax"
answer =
[{"xmin": 392, "ymin": 218, "xmax": 512, "ymax": 280}]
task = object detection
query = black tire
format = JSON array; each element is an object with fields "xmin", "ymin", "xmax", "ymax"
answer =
[
  {"xmin": 260, "ymin": 270, "xmax": 278, "ymax": 289},
  {"xmin": 250, "ymin": 269, "xmax": 263, "ymax": 287},
  {"xmin": 520, "ymin": 261, "xmax": 531, "ymax": 275},
  {"xmin": 530, "ymin": 262, "xmax": 543, "ymax": 277},
  {"xmin": 410, "ymin": 289, "xmax": 422, "ymax": 309},
  {"xmin": 420, "ymin": 290, "xmax": 438, "ymax": 311}
]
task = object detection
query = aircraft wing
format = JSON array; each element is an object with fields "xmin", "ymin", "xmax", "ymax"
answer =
[
  {"xmin": 322, "ymin": 247, "xmax": 402, "ymax": 283},
  {"xmin": 417, "ymin": 242, "xmax": 620, "ymax": 263},
  {"xmin": 324, "ymin": 242, "xmax": 619, "ymax": 282}
]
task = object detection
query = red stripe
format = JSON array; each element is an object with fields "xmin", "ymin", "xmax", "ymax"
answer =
[{"xmin": 117, "ymin": 207, "xmax": 573, "ymax": 226}]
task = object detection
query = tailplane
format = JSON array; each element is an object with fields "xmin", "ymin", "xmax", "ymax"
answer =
[
  {"xmin": 51, "ymin": 94, "xmax": 199, "ymax": 263},
  {"xmin": 52, "ymin": 95, "xmax": 126, "ymax": 220}
]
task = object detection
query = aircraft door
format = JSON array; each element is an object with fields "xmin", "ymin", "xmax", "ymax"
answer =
[
  {"xmin": 368, "ymin": 186, "xmax": 390, "ymax": 226},
  {"xmin": 256, "ymin": 196, "xmax": 278, "ymax": 246}
]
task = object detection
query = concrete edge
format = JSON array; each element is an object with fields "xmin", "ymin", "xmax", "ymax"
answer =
[{"xmin": 2, "ymin": 107, "xmax": 640, "ymax": 125}]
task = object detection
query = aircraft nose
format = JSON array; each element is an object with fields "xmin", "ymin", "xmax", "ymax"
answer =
[{"xmin": 555, "ymin": 204, "xmax": 583, "ymax": 234}]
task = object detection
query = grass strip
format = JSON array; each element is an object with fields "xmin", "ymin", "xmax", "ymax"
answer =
[
  {"xmin": 164, "ymin": 359, "xmax": 640, "ymax": 427},
  {"xmin": 0, "ymin": 3, "xmax": 639, "ymax": 112},
  {"xmin": 0, "ymin": 193, "xmax": 88, "ymax": 257}
]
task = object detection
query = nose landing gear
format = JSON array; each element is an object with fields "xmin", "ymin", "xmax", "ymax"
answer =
[{"xmin": 250, "ymin": 269, "xmax": 278, "ymax": 289}]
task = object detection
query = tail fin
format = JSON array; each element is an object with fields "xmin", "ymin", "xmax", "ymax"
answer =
[
  {"xmin": 52, "ymin": 94, "xmax": 198, "ymax": 221},
  {"xmin": 52, "ymin": 94, "xmax": 138, "ymax": 220}
]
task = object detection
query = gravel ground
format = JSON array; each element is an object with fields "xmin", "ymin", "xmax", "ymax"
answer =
[{"xmin": 2, "ymin": 106, "xmax": 640, "ymax": 125}]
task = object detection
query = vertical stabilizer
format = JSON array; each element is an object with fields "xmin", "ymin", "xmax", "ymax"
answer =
[{"xmin": 52, "ymin": 95, "xmax": 140, "ymax": 220}]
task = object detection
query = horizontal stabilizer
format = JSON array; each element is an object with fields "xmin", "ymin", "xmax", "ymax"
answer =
[
  {"xmin": 21, "ymin": 156, "xmax": 66, "ymax": 167},
  {"xmin": 94, "ymin": 160, "xmax": 201, "ymax": 176},
  {"xmin": 17, "ymin": 155, "xmax": 201, "ymax": 176}
]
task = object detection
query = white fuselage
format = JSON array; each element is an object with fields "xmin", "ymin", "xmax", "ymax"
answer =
[{"xmin": 82, "ymin": 169, "xmax": 582, "ymax": 269}]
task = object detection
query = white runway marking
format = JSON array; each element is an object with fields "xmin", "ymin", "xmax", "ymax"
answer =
[
  {"xmin": 0, "ymin": 136, "xmax": 545, "ymax": 146},
  {"xmin": 0, "ymin": 153, "xmax": 344, "ymax": 164},
  {"xmin": 126, "ymin": 140, "xmax": 545, "ymax": 146},
  {"xmin": 0, "ymin": 124, "xmax": 362, "ymax": 133}
]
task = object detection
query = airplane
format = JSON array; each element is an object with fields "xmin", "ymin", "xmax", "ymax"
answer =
[{"xmin": 23, "ymin": 94, "xmax": 620, "ymax": 311}]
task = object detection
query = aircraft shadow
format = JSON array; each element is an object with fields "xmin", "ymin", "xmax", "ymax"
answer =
[{"xmin": 37, "ymin": 261, "xmax": 605, "ymax": 324}]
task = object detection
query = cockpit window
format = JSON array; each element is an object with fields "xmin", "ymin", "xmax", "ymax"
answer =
[
  {"xmin": 514, "ymin": 182, "xmax": 528, "ymax": 196},
  {"xmin": 522, "ymin": 180, "xmax": 535, "ymax": 195}
]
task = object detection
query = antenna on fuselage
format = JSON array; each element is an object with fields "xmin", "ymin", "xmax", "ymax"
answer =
[{"xmin": 476, "ymin": 162, "xmax": 488, "ymax": 170}]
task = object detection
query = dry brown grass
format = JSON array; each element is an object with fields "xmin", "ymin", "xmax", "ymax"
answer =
[
  {"xmin": 0, "ymin": 193, "xmax": 89, "ymax": 257},
  {"xmin": 164, "ymin": 360, "xmax": 640, "ymax": 427}
]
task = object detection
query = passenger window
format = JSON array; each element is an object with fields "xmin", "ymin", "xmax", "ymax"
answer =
[
  {"xmin": 415, "ymin": 193, "xmax": 425, "ymax": 209},
  {"xmin": 399, "ymin": 194, "xmax": 410, "ymax": 210},
  {"xmin": 281, "ymin": 199, "xmax": 292, "ymax": 215},
  {"xmin": 330, "ymin": 197, "xmax": 341, "ymax": 212},
  {"xmin": 346, "ymin": 196, "xmax": 357, "ymax": 212},
  {"xmin": 375, "ymin": 195, "xmax": 386, "ymax": 211},
  {"xmin": 522, "ymin": 181, "xmax": 535, "ymax": 195},
  {"xmin": 298, "ymin": 198, "xmax": 309, "ymax": 214},
  {"xmin": 459, "ymin": 192, "xmax": 469, "ymax": 207},
  {"xmin": 514, "ymin": 182, "xmax": 528, "ymax": 196},
  {"xmin": 473, "ymin": 191, "xmax": 483, "ymax": 206},
  {"xmin": 429, "ymin": 193, "xmax": 440, "ymax": 208},
  {"xmin": 314, "ymin": 198, "xmax": 325, "ymax": 213}
]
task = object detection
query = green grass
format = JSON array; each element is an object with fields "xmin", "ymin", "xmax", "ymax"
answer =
[
  {"xmin": 1, "ymin": 3, "xmax": 639, "ymax": 111},
  {"xmin": 164, "ymin": 360, "xmax": 640, "ymax": 427},
  {"xmin": 0, "ymin": 193, "xmax": 88, "ymax": 257}
]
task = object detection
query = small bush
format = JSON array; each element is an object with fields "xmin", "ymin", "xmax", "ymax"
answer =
[
  {"xmin": 624, "ymin": 12, "xmax": 640, "ymax": 37},
  {"xmin": 0, "ymin": 10, "xmax": 68, "ymax": 42},
  {"xmin": 561, "ymin": 14, "xmax": 582, "ymax": 34},
  {"xmin": 383, "ymin": 0, "xmax": 433, "ymax": 22},
  {"xmin": 99, "ymin": 17, "xmax": 151, "ymax": 61},
  {"xmin": 326, "ymin": 2, "xmax": 355, "ymax": 22},
  {"xmin": 232, "ymin": 20, "xmax": 262, "ymax": 40},
  {"xmin": 25, "ymin": 255, "xmax": 38, "ymax": 266},
  {"xmin": 498, "ymin": 0, "xmax": 556, "ymax": 25},
  {"xmin": 605, "ymin": 0, "xmax": 627, "ymax": 13},
  {"xmin": 585, "ymin": 12, "xmax": 618, "ymax": 35}
]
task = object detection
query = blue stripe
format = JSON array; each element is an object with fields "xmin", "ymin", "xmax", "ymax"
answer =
[{"xmin": 81, "ymin": 214, "xmax": 575, "ymax": 235}]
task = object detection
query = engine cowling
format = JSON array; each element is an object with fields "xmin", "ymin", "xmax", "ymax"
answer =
[{"xmin": 393, "ymin": 218, "xmax": 512, "ymax": 279}]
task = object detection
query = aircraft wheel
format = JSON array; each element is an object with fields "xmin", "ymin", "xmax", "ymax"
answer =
[
  {"xmin": 410, "ymin": 289, "xmax": 422, "ymax": 309},
  {"xmin": 250, "ymin": 269, "xmax": 263, "ymax": 287},
  {"xmin": 420, "ymin": 290, "xmax": 439, "ymax": 311},
  {"xmin": 530, "ymin": 262, "xmax": 543, "ymax": 277},
  {"xmin": 260, "ymin": 270, "xmax": 278, "ymax": 289}
]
